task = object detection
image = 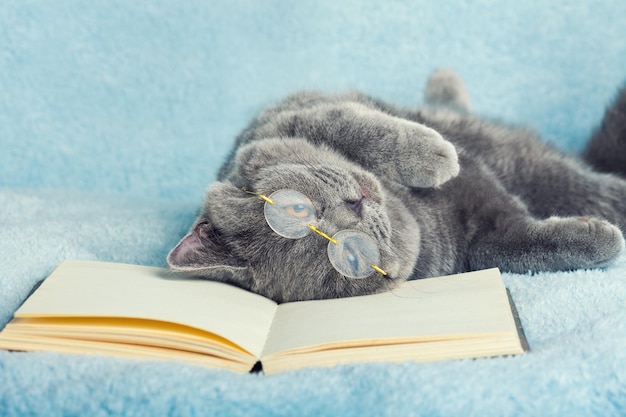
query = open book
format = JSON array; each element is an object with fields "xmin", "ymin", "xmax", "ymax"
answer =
[{"xmin": 0, "ymin": 260, "xmax": 526, "ymax": 374}]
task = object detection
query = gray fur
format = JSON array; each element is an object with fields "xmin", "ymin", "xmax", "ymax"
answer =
[{"xmin": 168, "ymin": 70, "xmax": 626, "ymax": 302}]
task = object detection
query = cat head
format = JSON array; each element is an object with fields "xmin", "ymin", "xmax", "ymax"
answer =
[{"xmin": 167, "ymin": 138, "xmax": 420, "ymax": 302}]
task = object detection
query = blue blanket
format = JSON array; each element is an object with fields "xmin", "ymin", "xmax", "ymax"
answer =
[{"xmin": 1, "ymin": 1, "xmax": 625, "ymax": 416}]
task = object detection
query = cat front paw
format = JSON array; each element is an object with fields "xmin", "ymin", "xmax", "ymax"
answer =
[{"xmin": 395, "ymin": 122, "xmax": 460, "ymax": 188}]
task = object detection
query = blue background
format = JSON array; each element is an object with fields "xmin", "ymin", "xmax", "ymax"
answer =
[{"xmin": 2, "ymin": 0, "xmax": 625, "ymax": 201}]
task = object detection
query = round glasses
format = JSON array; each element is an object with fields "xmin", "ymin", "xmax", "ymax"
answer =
[{"xmin": 246, "ymin": 188, "xmax": 386, "ymax": 279}]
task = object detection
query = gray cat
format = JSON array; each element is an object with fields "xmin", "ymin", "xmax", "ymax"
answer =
[{"xmin": 167, "ymin": 70, "xmax": 626, "ymax": 302}]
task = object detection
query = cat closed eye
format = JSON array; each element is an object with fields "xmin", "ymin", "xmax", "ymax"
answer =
[{"xmin": 345, "ymin": 199, "xmax": 363, "ymax": 216}]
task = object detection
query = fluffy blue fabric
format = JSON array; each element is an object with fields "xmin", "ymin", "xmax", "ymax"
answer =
[{"xmin": 1, "ymin": 1, "xmax": 625, "ymax": 416}]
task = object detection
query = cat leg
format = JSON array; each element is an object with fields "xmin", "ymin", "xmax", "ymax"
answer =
[
  {"xmin": 492, "ymin": 147, "xmax": 626, "ymax": 231},
  {"xmin": 244, "ymin": 100, "xmax": 460, "ymax": 188},
  {"xmin": 424, "ymin": 69, "xmax": 471, "ymax": 113},
  {"xmin": 582, "ymin": 84, "xmax": 626, "ymax": 177},
  {"xmin": 449, "ymin": 159, "xmax": 625, "ymax": 273},
  {"xmin": 222, "ymin": 137, "xmax": 358, "ymax": 188},
  {"xmin": 470, "ymin": 215, "xmax": 625, "ymax": 273}
]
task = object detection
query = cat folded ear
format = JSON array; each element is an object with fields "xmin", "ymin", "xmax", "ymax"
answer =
[{"xmin": 167, "ymin": 221, "xmax": 249, "ymax": 276}]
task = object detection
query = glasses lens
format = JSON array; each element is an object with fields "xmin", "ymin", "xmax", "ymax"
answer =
[
  {"xmin": 327, "ymin": 230, "xmax": 380, "ymax": 279},
  {"xmin": 263, "ymin": 190, "xmax": 317, "ymax": 239}
]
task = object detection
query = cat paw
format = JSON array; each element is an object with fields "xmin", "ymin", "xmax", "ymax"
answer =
[
  {"xmin": 424, "ymin": 68, "xmax": 471, "ymax": 113},
  {"xmin": 395, "ymin": 122, "xmax": 460, "ymax": 188},
  {"xmin": 539, "ymin": 216, "xmax": 625, "ymax": 268}
]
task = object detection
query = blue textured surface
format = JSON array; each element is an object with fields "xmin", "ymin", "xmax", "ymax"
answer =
[{"xmin": 1, "ymin": 1, "xmax": 625, "ymax": 416}]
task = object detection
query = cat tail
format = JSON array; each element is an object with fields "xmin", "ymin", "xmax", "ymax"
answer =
[{"xmin": 582, "ymin": 83, "xmax": 626, "ymax": 178}]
